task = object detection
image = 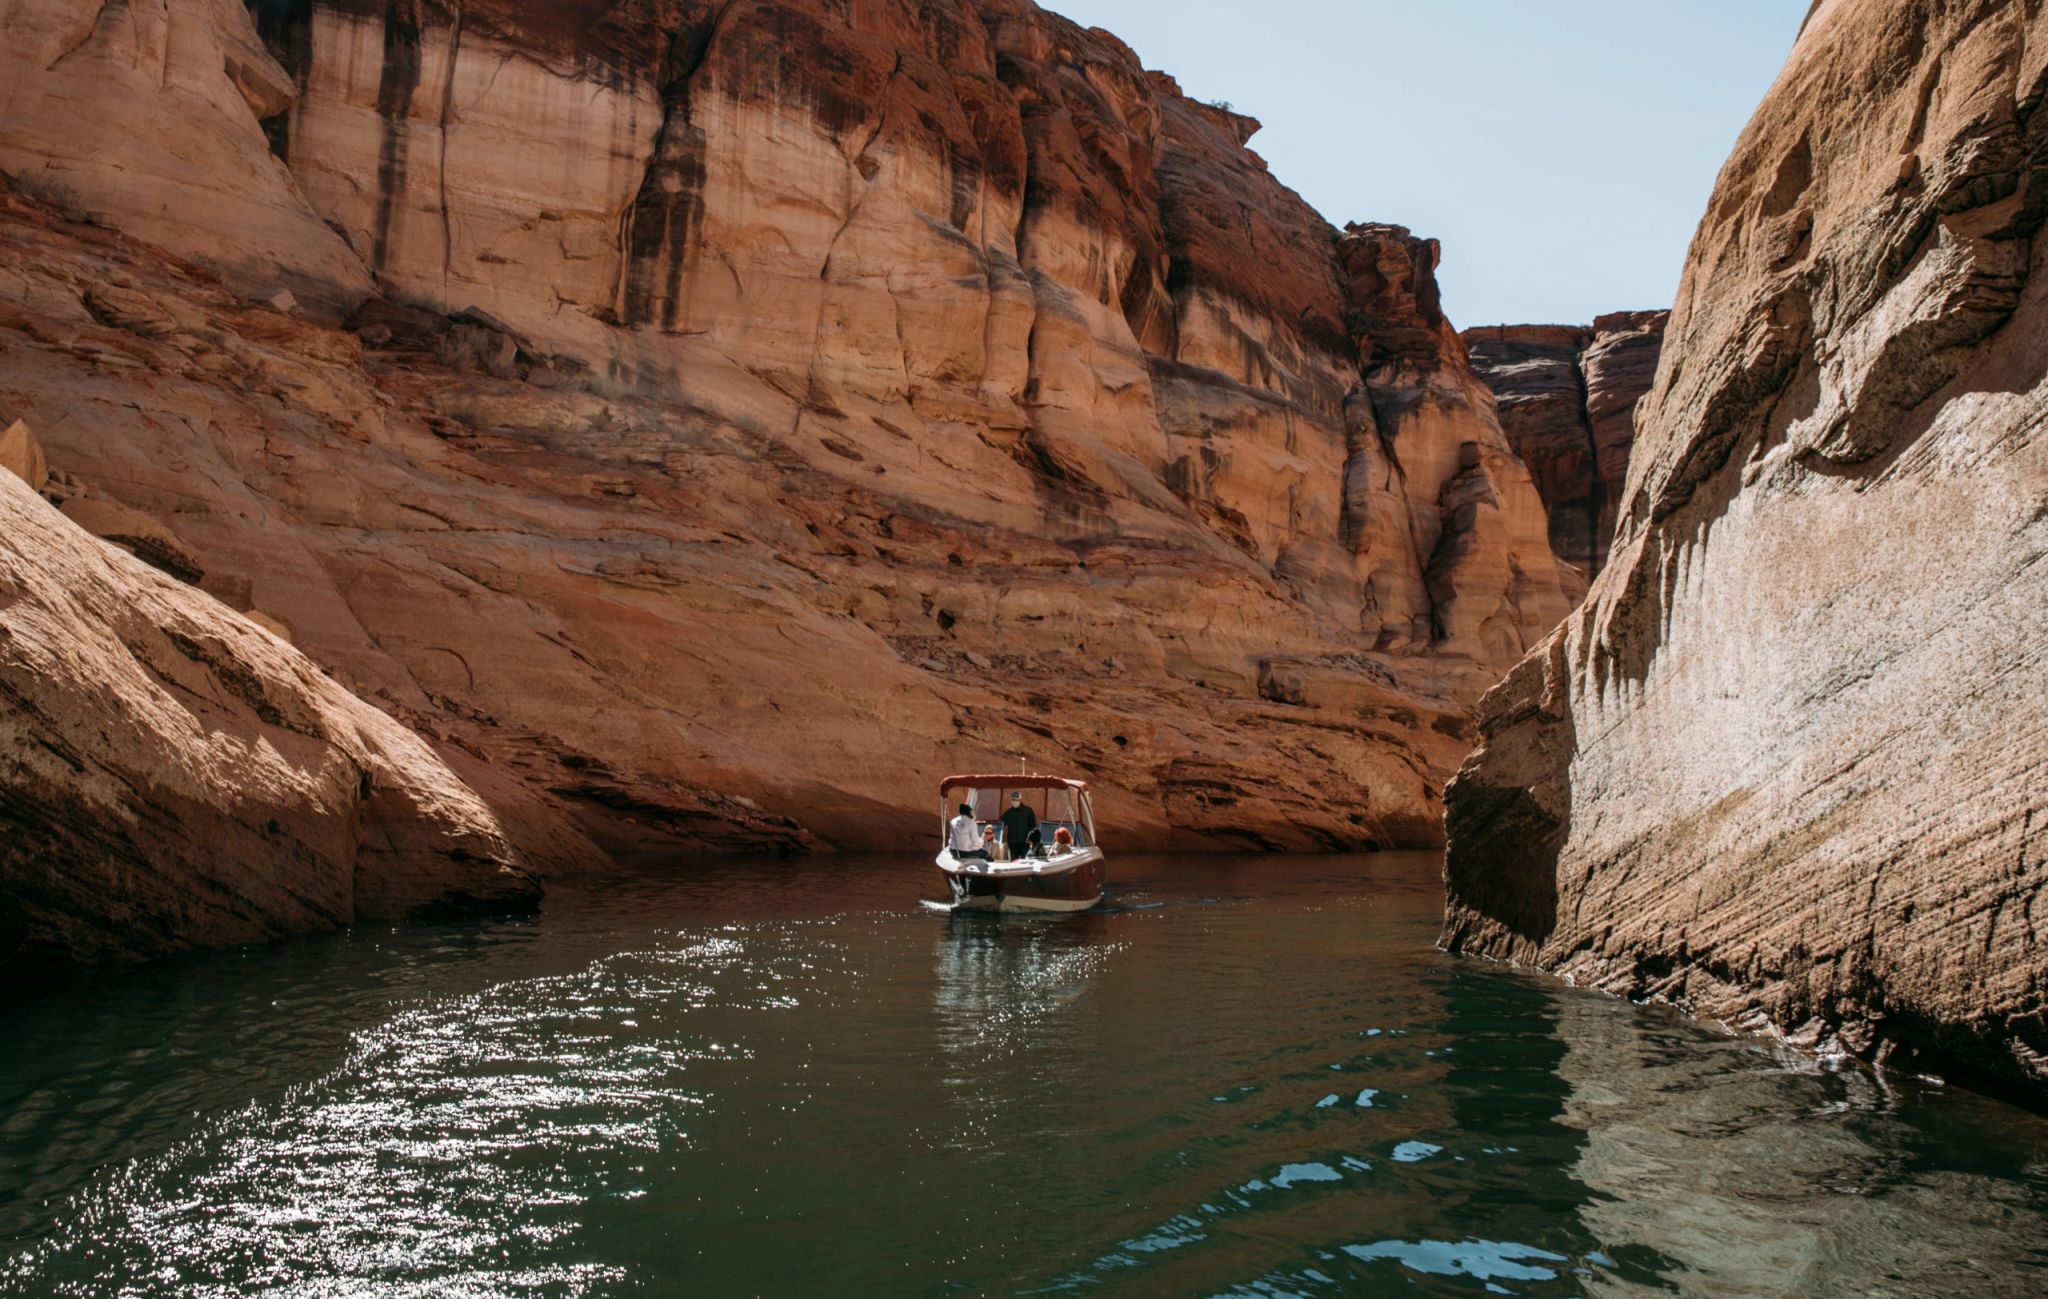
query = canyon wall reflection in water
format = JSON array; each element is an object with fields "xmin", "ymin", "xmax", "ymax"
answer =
[{"xmin": 1, "ymin": 854, "xmax": 2045, "ymax": 1296}]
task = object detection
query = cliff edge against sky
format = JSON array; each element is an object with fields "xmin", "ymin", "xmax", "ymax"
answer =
[{"xmin": 0, "ymin": 0, "xmax": 1575, "ymax": 864}]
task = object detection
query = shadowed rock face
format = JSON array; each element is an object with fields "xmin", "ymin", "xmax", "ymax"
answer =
[
  {"xmin": 0, "ymin": 0, "xmax": 1574, "ymax": 857},
  {"xmin": 1463, "ymin": 312, "xmax": 1667, "ymax": 580},
  {"xmin": 1445, "ymin": 0, "xmax": 2048, "ymax": 1101},
  {"xmin": 0, "ymin": 464, "xmax": 539, "ymax": 984}
]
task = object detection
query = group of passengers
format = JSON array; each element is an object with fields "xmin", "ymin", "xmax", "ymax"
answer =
[{"xmin": 947, "ymin": 791, "xmax": 1075, "ymax": 863}]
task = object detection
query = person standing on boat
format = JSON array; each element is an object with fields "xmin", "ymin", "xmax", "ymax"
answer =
[
  {"xmin": 999, "ymin": 791, "xmax": 1037, "ymax": 858},
  {"xmin": 949, "ymin": 803, "xmax": 989, "ymax": 861}
]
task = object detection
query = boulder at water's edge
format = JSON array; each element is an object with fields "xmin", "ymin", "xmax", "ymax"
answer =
[{"xmin": 0, "ymin": 464, "xmax": 538, "ymax": 986}]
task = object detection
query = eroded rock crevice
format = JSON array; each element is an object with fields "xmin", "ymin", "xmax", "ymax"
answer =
[
  {"xmin": 617, "ymin": 3, "xmax": 730, "ymax": 331},
  {"xmin": 1463, "ymin": 311, "xmax": 1668, "ymax": 581}
]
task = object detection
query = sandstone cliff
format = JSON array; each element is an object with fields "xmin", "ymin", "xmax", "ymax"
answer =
[
  {"xmin": 1444, "ymin": 0, "xmax": 2048, "ymax": 1099},
  {"xmin": 0, "ymin": 0, "xmax": 1574, "ymax": 856},
  {"xmin": 0, "ymin": 447, "xmax": 539, "ymax": 984},
  {"xmin": 1463, "ymin": 312, "xmax": 1667, "ymax": 580}
]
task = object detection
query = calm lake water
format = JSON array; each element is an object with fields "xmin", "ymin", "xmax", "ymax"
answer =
[{"xmin": 4, "ymin": 853, "xmax": 2048, "ymax": 1297}]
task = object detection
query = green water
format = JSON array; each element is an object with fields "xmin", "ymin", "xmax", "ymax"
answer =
[{"xmin": 3, "ymin": 853, "xmax": 2047, "ymax": 1297}]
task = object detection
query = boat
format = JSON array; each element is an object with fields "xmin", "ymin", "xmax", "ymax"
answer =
[{"xmin": 932, "ymin": 773, "xmax": 1106, "ymax": 912}]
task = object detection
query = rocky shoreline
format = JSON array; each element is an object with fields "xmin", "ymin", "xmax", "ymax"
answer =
[{"xmin": 0, "ymin": 0, "xmax": 1594, "ymax": 976}]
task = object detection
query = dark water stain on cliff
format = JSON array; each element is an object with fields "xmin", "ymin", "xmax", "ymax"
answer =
[
  {"xmin": 246, "ymin": 0, "xmax": 315, "ymax": 160},
  {"xmin": 370, "ymin": 0, "xmax": 426, "ymax": 272},
  {"xmin": 618, "ymin": 9, "xmax": 725, "ymax": 331},
  {"xmin": 946, "ymin": 142, "xmax": 981, "ymax": 234}
]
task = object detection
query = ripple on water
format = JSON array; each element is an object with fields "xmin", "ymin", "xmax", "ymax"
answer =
[
  {"xmin": 4, "ymin": 854, "xmax": 2048, "ymax": 1299},
  {"xmin": 3, "ymin": 932, "xmax": 813, "ymax": 1297},
  {"xmin": 1343, "ymin": 1237, "xmax": 1571, "ymax": 1283}
]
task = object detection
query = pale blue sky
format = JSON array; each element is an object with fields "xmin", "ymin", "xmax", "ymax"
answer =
[{"xmin": 1046, "ymin": 1, "xmax": 1808, "ymax": 327}]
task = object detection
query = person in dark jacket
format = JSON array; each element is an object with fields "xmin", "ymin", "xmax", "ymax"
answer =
[{"xmin": 999, "ymin": 792, "xmax": 1037, "ymax": 857}]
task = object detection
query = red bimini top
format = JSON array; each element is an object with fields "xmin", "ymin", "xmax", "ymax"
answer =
[{"xmin": 938, "ymin": 774, "xmax": 1089, "ymax": 794}]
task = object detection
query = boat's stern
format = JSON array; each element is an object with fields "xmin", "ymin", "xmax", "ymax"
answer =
[
  {"xmin": 934, "ymin": 848, "xmax": 1105, "ymax": 912},
  {"xmin": 932, "ymin": 773, "xmax": 1107, "ymax": 912}
]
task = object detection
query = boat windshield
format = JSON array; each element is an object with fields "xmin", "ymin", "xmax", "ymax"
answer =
[{"xmin": 948, "ymin": 785, "xmax": 1090, "ymax": 848}]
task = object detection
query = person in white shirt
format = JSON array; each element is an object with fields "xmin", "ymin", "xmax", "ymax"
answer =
[{"xmin": 948, "ymin": 803, "xmax": 989, "ymax": 861}]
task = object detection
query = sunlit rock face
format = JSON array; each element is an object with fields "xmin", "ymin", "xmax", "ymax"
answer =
[
  {"xmin": 0, "ymin": 0, "xmax": 1574, "ymax": 856},
  {"xmin": 1462, "ymin": 312, "xmax": 1667, "ymax": 581},
  {"xmin": 1444, "ymin": 0, "xmax": 2048, "ymax": 1099},
  {"xmin": 1334, "ymin": 225, "xmax": 1576, "ymax": 664},
  {"xmin": 0, "ymin": 0, "xmax": 374, "ymax": 314},
  {"xmin": 0, "ymin": 462, "xmax": 538, "ymax": 984}
]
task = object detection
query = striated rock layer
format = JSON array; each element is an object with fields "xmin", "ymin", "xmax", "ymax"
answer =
[
  {"xmin": 1462, "ymin": 312, "xmax": 1666, "ymax": 580},
  {"xmin": 1444, "ymin": 0, "xmax": 2048, "ymax": 1100},
  {"xmin": 0, "ymin": 459, "xmax": 539, "ymax": 983},
  {"xmin": 0, "ymin": 0, "xmax": 1574, "ymax": 856}
]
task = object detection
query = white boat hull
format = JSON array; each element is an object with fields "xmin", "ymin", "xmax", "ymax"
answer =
[{"xmin": 934, "ymin": 847, "xmax": 1105, "ymax": 912}]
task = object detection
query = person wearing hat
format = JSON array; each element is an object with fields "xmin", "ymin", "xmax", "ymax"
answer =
[
  {"xmin": 948, "ymin": 802, "xmax": 989, "ymax": 861},
  {"xmin": 999, "ymin": 791, "xmax": 1037, "ymax": 859}
]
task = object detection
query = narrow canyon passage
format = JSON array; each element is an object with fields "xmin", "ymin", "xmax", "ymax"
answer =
[
  {"xmin": 0, "ymin": 0, "xmax": 2042, "ymax": 1293},
  {"xmin": 4, "ymin": 858, "xmax": 2045, "ymax": 1297}
]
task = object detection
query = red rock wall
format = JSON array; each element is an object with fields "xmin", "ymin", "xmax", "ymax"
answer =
[
  {"xmin": 0, "ymin": 0, "xmax": 1574, "ymax": 856},
  {"xmin": 1444, "ymin": 0, "xmax": 2048, "ymax": 1101},
  {"xmin": 1463, "ymin": 311, "xmax": 1667, "ymax": 581}
]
